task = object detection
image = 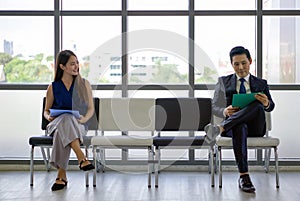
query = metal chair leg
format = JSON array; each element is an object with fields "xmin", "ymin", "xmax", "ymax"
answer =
[
  {"xmin": 93, "ymin": 146, "xmax": 97, "ymax": 187},
  {"xmin": 264, "ymin": 148, "xmax": 271, "ymax": 173},
  {"xmin": 85, "ymin": 147, "xmax": 89, "ymax": 187},
  {"xmin": 154, "ymin": 147, "xmax": 159, "ymax": 188},
  {"xmin": 210, "ymin": 146, "xmax": 215, "ymax": 187},
  {"xmin": 214, "ymin": 145, "xmax": 218, "ymax": 174},
  {"xmin": 218, "ymin": 146, "xmax": 222, "ymax": 188},
  {"xmin": 30, "ymin": 146, "xmax": 34, "ymax": 186},
  {"xmin": 40, "ymin": 147, "xmax": 49, "ymax": 171},
  {"xmin": 148, "ymin": 147, "xmax": 151, "ymax": 188},
  {"xmin": 46, "ymin": 147, "xmax": 51, "ymax": 170},
  {"xmin": 275, "ymin": 147, "xmax": 280, "ymax": 188}
]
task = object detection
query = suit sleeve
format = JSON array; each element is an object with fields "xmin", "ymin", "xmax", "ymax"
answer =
[
  {"xmin": 212, "ymin": 77, "xmax": 227, "ymax": 118},
  {"xmin": 262, "ymin": 80, "xmax": 275, "ymax": 112}
]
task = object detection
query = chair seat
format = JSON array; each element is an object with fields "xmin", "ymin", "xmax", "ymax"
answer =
[
  {"xmin": 216, "ymin": 136, "xmax": 280, "ymax": 147},
  {"xmin": 91, "ymin": 136, "xmax": 153, "ymax": 146},
  {"xmin": 153, "ymin": 136, "xmax": 206, "ymax": 147},
  {"xmin": 29, "ymin": 135, "xmax": 92, "ymax": 146},
  {"xmin": 29, "ymin": 136, "xmax": 53, "ymax": 146}
]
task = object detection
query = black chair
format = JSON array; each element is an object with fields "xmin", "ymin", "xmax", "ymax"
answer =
[
  {"xmin": 29, "ymin": 97, "xmax": 99, "ymax": 187},
  {"xmin": 153, "ymin": 97, "xmax": 215, "ymax": 187}
]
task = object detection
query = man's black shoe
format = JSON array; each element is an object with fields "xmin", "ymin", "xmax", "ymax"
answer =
[{"xmin": 238, "ymin": 174, "xmax": 256, "ymax": 193}]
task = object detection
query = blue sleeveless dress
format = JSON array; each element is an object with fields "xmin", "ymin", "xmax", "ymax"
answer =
[{"xmin": 51, "ymin": 79, "xmax": 88, "ymax": 129}]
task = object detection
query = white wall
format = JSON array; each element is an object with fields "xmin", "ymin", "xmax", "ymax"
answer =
[{"xmin": 0, "ymin": 90, "xmax": 298, "ymax": 160}]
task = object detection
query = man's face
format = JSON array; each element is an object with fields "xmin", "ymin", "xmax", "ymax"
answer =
[{"xmin": 231, "ymin": 54, "xmax": 252, "ymax": 78}]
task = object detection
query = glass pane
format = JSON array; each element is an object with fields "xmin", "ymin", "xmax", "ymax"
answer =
[
  {"xmin": 128, "ymin": 0, "xmax": 188, "ymax": 10},
  {"xmin": 161, "ymin": 149, "xmax": 189, "ymax": 160},
  {"xmin": 263, "ymin": 0, "xmax": 300, "ymax": 10},
  {"xmin": 128, "ymin": 16, "xmax": 188, "ymax": 84},
  {"xmin": 196, "ymin": 0, "xmax": 255, "ymax": 10},
  {"xmin": 62, "ymin": 0, "xmax": 121, "ymax": 10},
  {"xmin": 194, "ymin": 16, "xmax": 256, "ymax": 84},
  {"xmin": 0, "ymin": 17, "xmax": 54, "ymax": 83},
  {"xmin": 263, "ymin": 16, "xmax": 300, "ymax": 84},
  {"xmin": 0, "ymin": 0, "xmax": 53, "ymax": 10},
  {"xmin": 128, "ymin": 90, "xmax": 188, "ymax": 98},
  {"xmin": 62, "ymin": 16, "xmax": 121, "ymax": 84}
]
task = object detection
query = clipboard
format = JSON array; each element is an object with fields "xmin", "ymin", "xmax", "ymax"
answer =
[
  {"xmin": 50, "ymin": 109, "xmax": 81, "ymax": 119},
  {"xmin": 232, "ymin": 93, "xmax": 259, "ymax": 109}
]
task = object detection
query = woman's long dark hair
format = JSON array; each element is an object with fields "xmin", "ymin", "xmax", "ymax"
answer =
[{"xmin": 54, "ymin": 50, "xmax": 88, "ymax": 103}]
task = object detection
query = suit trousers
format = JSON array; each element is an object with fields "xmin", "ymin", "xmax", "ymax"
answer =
[{"xmin": 220, "ymin": 101, "xmax": 266, "ymax": 173}]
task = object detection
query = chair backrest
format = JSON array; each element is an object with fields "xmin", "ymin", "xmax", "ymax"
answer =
[
  {"xmin": 41, "ymin": 97, "xmax": 100, "ymax": 131},
  {"xmin": 155, "ymin": 98, "xmax": 212, "ymax": 131},
  {"xmin": 98, "ymin": 98, "xmax": 156, "ymax": 131},
  {"xmin": 265, "ymin": 112, "xmax": 272, "ymax": 136}
]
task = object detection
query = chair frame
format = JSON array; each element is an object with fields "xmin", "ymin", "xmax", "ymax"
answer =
[
  {"xmin": 216, "ymin": 112, "xmax": 280, "ymax": 188},
  {"xmin": 153, "ymin": 134, "xmax": 215, "ymax": 187},
  {"xmin": 91, "ymin": 98, "xmax": 156, "ymax": 188},
  {"xmin": 92, "ymin": 135, "xmax": 155, "ymax": 188},
  {"xmin": 153, "ymin": 97, "xmax": 215, "ymax": 187},
  {"xmin": 29, "ymin": 97, "xmax": 99, "ymax": 187}
]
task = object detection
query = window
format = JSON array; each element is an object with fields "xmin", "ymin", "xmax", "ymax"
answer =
[
  {"xmin": 0, "ymin": 0, "xmax": 53, "ymax": 10},
  {"xmin": 62, "ymin": 16, "xmax": 121, "ymax": 84},
  {"xmin": 194, "ymin": 16, "xmax": 256, "ymax": 84},
  {"xmin": 263, "ymin": 0, "xmax": 300, "ymax": 10},
  {"xmin": 62, "ymin": 0, "xmax": 121, "ymax": 10},
  {"xmin": 1, "ymin": 0, "xmax": 300, "ymax": 162},
  {"xmin": 195, "ymin": 0, "xmax": 255, "ymax": 10},
  {"xmin": 128, "ymin": 16, "xmax": 189, "ymax": 84},
  {"xmin": 128, "ymin": 0, "xmax": 187, "ymax": 10},
  {"xmin": 110, "ymin": 65, "xmax": 121, "ymax": 70},
  {"xmin": 0, "ymin": 16, "xmax": 54, "ymax": 83},
  {"xmin": 263, "ymin": 18, "xmax": 300, "ymax": 84}
]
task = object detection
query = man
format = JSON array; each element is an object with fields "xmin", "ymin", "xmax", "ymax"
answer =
[{"xmin": 205, "ymin": 46, "xmax": 275, "ymax": 193}]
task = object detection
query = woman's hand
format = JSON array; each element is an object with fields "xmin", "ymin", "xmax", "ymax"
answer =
[
  {"xmin": 225, "ymin": 105, "xmax": 240, "ymax": 117},
  {"xmin": 47, "ymin": 115, "xmax": 55, "ymax": 122},
  {"xmin": 78, "ymin": 115, "xmax": 88, "ymax": 124},
  {"xmin": 255, "ymin": 93, "xmax": 269, "ymax": 107}
]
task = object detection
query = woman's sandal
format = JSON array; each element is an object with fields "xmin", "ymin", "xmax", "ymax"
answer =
[
  {"xmin": 79, "ymin": 158, "xmax": 95, "ymax": 171},
  {"xmin": 51, "ymin": 178, "xmax": 68, "ymax": 191}
]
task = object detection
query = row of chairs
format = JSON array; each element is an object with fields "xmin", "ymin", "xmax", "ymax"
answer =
[{"xmin": 29, "ymin": 97, "xmax": 280, "ymax": 188}]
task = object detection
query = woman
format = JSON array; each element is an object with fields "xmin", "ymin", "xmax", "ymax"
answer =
[{"xmin": 44, "ymin": 50, "xmax": 95, "ymax": 191}]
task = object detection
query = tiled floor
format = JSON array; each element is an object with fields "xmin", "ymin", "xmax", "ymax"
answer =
[{"xmin": 0, "ymin": 170, "xmax": 298, "ymax": 201}]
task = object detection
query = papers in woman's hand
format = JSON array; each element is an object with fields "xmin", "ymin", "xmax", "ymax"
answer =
[{"xmin": 49, "ymin": 109, "xmax": 80, "ymax": 119}]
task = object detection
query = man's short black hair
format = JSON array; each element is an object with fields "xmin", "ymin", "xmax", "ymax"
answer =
[{"xmin": 229, "ymin": 46, "xmax": 252, "ymax": 63}]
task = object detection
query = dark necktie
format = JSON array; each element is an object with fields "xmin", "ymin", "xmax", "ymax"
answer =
[{"xmin": 239, "ymin": 78, "xmax": 246, "ymax": 94}]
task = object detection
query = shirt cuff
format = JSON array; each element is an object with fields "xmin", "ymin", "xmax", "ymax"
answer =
[{"xmin": 264, "ymin": 101, "xmax": 270, "ymax": 110}]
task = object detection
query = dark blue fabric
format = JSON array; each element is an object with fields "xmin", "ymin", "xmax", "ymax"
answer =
[
  {"xmin": 52, "ymin": 80, "xmax": 74, "ymax": 110},
  {"xmin": 221, "ymin": 102, "xmax": 266, "ymax": 173},
  {"xmin": 52, "ymin": 80, "xmax": 88, "ymax": 129},
  {"xmin": 239, "ymin": 78, "xmax": 246, "ymax": 94}
]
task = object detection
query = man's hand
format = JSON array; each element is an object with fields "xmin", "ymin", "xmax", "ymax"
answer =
[
  {"xmin": 225, "ymin": 105, "xmax": 240, "ymax": 117},
  {"xmin": 255, "ymin": 93, "xmax": 269, "ymax": 107}
]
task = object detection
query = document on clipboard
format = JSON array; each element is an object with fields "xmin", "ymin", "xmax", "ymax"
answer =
[
  {"xmin": 50, "ymin": 109, "xmax": 81, "ymax": 119},
  {"xmin": 232, "ymin": 93, "xmax": 259, "ymax": 109}
]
